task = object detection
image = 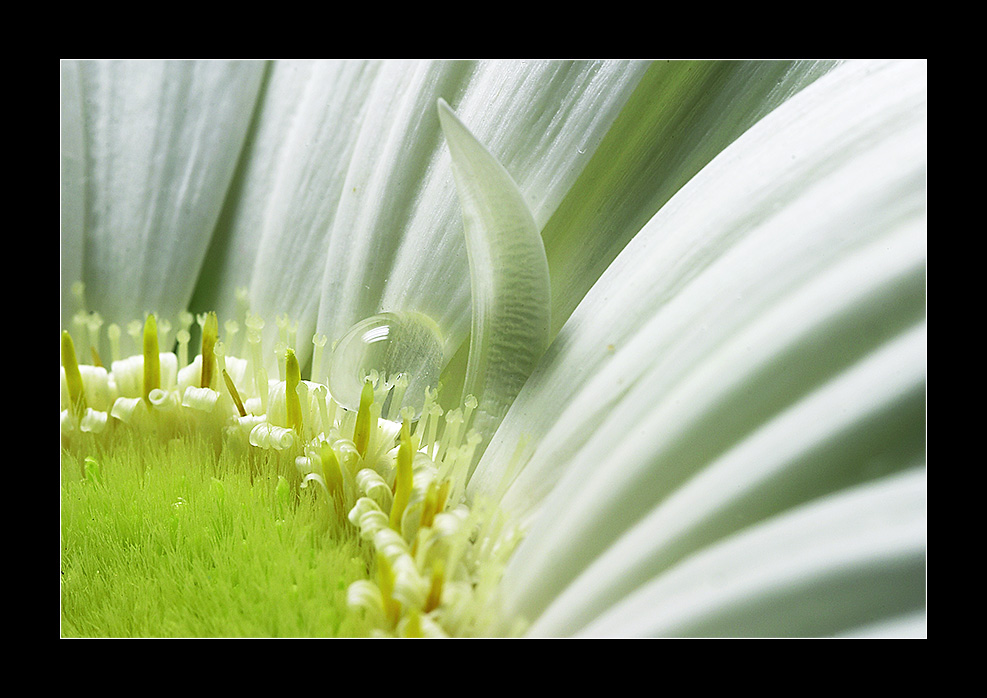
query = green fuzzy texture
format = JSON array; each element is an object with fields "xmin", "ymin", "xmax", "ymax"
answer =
[{"xmin": 60, "ymin": 433, "xmax": 374, "ymax": 637}]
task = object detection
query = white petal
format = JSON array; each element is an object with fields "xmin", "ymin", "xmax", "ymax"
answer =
[
  {"xmin": 61, "ymin": 61, "xmax": 86, "ymax": 323},
  {"xmin": 470, "ymin": 60, "xmax": 926, "ymax": 630},
  {"xmin": 197, "ymin": 61, "xmax": 383, "ymax": 368},
  {"xmin": 438, "ymin": 99, "xmax": 551, "ymax": 443},
  {"xmin": 68, "ymin": 60, "xmax": 265, "ymax": 341},
  {"xmin": 191, "ymin": 60, "xmax": 337, "ymax": 319},
  {"xmin": 572, "ymin": 469, "xmax": 926, "ymax": 637},
  {"xmin": 834, "ymin": 611, "xmax": 928, "ymax": 639},
  {"xmin": 316, "ymin": 61, "xmax": 649, "ymax": 366},
  {"xmin": 527, "ymin": 320, "xmax": 925, "ymax": 636},
  {"xmin": 542, "ymin": 60, "xmax": 840, "ymax": 334}
]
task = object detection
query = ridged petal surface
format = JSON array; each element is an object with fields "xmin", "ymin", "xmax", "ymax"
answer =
[{"xmin": 469, "ymin": 60, "xmax": 926, "ymax": 636}]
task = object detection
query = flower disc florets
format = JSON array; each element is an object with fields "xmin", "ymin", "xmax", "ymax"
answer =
[{"xmin": 61, "ymin": 286, "xmax": 522, "ymax": 637}]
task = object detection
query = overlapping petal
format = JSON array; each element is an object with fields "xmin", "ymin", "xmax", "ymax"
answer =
[
  {"xmin": 63, "ymin": 59, "xmax": 837, "ymax": 381},
  {"xmin": 312, "ymin": 60, "xmax": 651, "ymax": 375},
  {"xmin": 194, "ymin": 60, "xmax": 384, "ymax": 357},
  {"xmin": 192, "ymin": 61, "xmax": 378, "ymax": 318},
  {"xmin": 467, "ymin": 59, "xmax": 926, "ymax": 636},
  {"xmin": 540, "ymin": 60, "xmax": 839, "ymax": 334},
  {"xmin": 61, "ymin": 60, "xmax": 265, "ymax": 353},
  {"xmin": 575, "ymin": 468, "xmax": 926, "ymax": 637}
]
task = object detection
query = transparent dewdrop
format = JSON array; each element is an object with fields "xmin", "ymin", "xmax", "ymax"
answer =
[
  {"xmin": 327, "ymin": 311, "xmax": 445, "ymax": 420},
  {"xmin": 60, "ymin": 284, "xmax": 524, "ymax": 637}
]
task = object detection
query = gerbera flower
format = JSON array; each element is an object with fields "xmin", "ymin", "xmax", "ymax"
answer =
[{"xmin": 60, "ymin": 59, "xmax": 926, "ymax": 637}]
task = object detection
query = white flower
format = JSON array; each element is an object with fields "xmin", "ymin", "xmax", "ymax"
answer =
[{"xmin": 60, "ymin": 59, "xmax": 926, "ymax": 637}]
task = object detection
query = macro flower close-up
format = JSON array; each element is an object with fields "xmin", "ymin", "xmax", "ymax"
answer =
[{"xmin": 59, "ymin": 58, "xmax": 927, "ymax": 638}]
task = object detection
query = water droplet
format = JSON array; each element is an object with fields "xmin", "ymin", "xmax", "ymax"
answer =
[{"xmin": 328, "ymin": 312, "xmax": 444, "ymax": 419}]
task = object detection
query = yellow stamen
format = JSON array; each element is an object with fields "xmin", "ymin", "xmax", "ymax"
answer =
[
  {"xmin": 389, "ymin": 419, "xmax": 414, "ymax": 531},
  {"xmin": 61, "ymin": 330, "xmax": 87, "ymax": 415},
  {"xmin": 285, "ymin": 348, "xmax": 303, "ymax": 433},
  {"xmin": 222, "ymin": 368, "xmax": 247, "ymax": 418},
  {"xmin": 200, "ymin": 311, "xmax": 218, "ymax": 389},
  {"xmin": 245, "ymin": 314, "xmax": 267, "ymax": 413},
  {"xmin": 420, "ymin": 481, "xmax": 440, "ymax": 530},
  {"xmin": 377, "ymin": 553, "xmax": 401, "ymax": 628},
  {"xmin": 353, "ymin": 377, "xmax": 375, "ymax": 457},
  {"xmin": 424, "ymin": 559, "xmax": 445, "ymax": 613},
  {"xmin": 402, "ymin": 609, "xmax": 423, "ymax": 638},
  {"xmin": 319, "ymin": 440, "xmax": 344, "ymax": 499},
  {"xmin": 90, "ymin": 345, "xmax": 103, "ymax": 368},
  {"xmin": 142, "ymin": 314, "xmax": 160, "ymax": 402},
  {"xmin": 435, "ymin": 478, "xmax": 450, "ymax": 515}
]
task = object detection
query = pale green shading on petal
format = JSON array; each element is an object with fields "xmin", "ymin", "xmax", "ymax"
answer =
[
  {"xmin": 66, "ymin": 60, "xmax": 265, "ymax": 356},
  {"xmin": 191, "ymin": 60, "xmax": 319, "ymax": 321},
  {"xmin": 316, "ymin": 61, "xmax": 647, "ymax": 372},
  {"xmin": 60, "ymin": 61, "xmax": 85, "ymax": 322},
  {"xmin": 526, "ymin": 319, "xmax": 926, "ymax": 636},
  {"xmin": 572, "ymin": 469, "xmax": 926, "ymax": 637},
  {"xmin": 194, "ymin": 61, "xmax": 384, "ymax": 373},
  {"xmin": 315, "ymin": 61, "xmax": 476, "ymax": 365},
  {"xmin": 834, "ymin": 610, "xmax": 928, "ymax": 639},
  {"xmin": 470, "ymin": 60, "xmax": 926, "ymax": 631},
  {"xmin": 437, "ymin": 98, "xmax": 551, "ymax": 448},
  {"xmin": 542, "ymin": 59, "xmax": 840, "ymax": 336}
]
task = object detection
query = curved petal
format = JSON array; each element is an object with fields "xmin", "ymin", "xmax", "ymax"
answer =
[
  {"xmin": 316, "ymin": 61, "xmax": 649, "ymax": 372},
  {"xmin": 527, "ymin": 320, "xmax": 925, "ymax": 636},
  {"xmin": 65, "ymin": 60, "xmax": 265, "ymax": 354},
  {"xmin": 196, "ymin": 60, "xmax": 384, "ymax": 370},
  {"xmin": 573, "ymin": 469, "xmax": 926, "ymax": 637},
  {"xmin": 315, "ymin": 60, "xmax": 477, "ymax": 364},
  {"xmin": 469, "ymin": 60, "xmax": 926, "ymax": 632},
  {"xmin": 542, "ymin": 60, "xmax": 839, "ymax": 334},
  {"xmin": 191, "ymin": 61, "xmax": 365, "ymax": 320},
  {"xmin": 438, "ymin": 99, "xmax": 551, "ymax": 444}
]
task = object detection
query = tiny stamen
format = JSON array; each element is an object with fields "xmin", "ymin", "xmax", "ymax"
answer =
[
  {"xmin": 142, "ymin": 314, "xmax": 160, "ymax": 403},
  {"xmin": 425, "ymin": 403, "xmax": 443, "ymax": 457},
  {"xmin": 390, "ymin": 373, "xmax": 410, "ymax": 418},
  {"xmin": 224, "ymin": 320, "xmax": 240, "ymax": 356},
  {"xmin": 377, "ymin": 553, "xmax": 401, "ymax": 628},
  {"xmin": 127, "ymin": 319, "xmax": 142, "ymax": 356},
  {"xmin": 107, "ymin": 323, "xmax": 121, "ymax": 364},
  {"xmin": 313, "ymin": 384, "xmax": 333, "ymax": 436},
  {"xmin": 61, "ymin": 330, "xmax": 87, "ymax": 415},
  {"xmin": 423, "ymin": 559, "xmax": 445, "ymax": 613},
  {"xmin": 176, "ymin": 329, "xmax": 191, "ymax": 368},
  {"xmin": 275, "ymin": 341, "xmax": 287, "ymax": 382},
  {"xmin": 353, "ymin": 378, "xmax": 375, "ymax": 457},
  {"xmin": 86, "ymin": 312, "xmax": 103, "ymax": 363},
  {"xmin": 319, "ymin": 440, "xmax": 344, "ymax": 499},
  {"xmin": 311, "ymin": 333, "xmax": 328, "ymax": 384},
  {"xmin": 222, "ymin": 368, "xmax": 247, "ymax": 417},
  {"xmin": 200, "ymin": 311, "xmax": 219, "ymax": 389},
  {"xmin": 389, "ymin": 419, "xmax": 414, "ymax": 531},
  {"xmin": 285, "ymin": 348, "xmax": 303, "ymax": 434},
  {"xmin": 157, "ymin": 317, "xmax": 172, "ymax": 354},
  {"xmin": 246, "ymin": 316, "xmax": 268, "ymax": 413},
  {"xmin": 419, "ymin": 480, "xmax": 442, "ymax": 530}
]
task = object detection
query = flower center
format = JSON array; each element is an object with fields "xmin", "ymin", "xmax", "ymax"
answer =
[{"xmin": 61, "ymin": 285, "xmax": 522, "ymax": 637}]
